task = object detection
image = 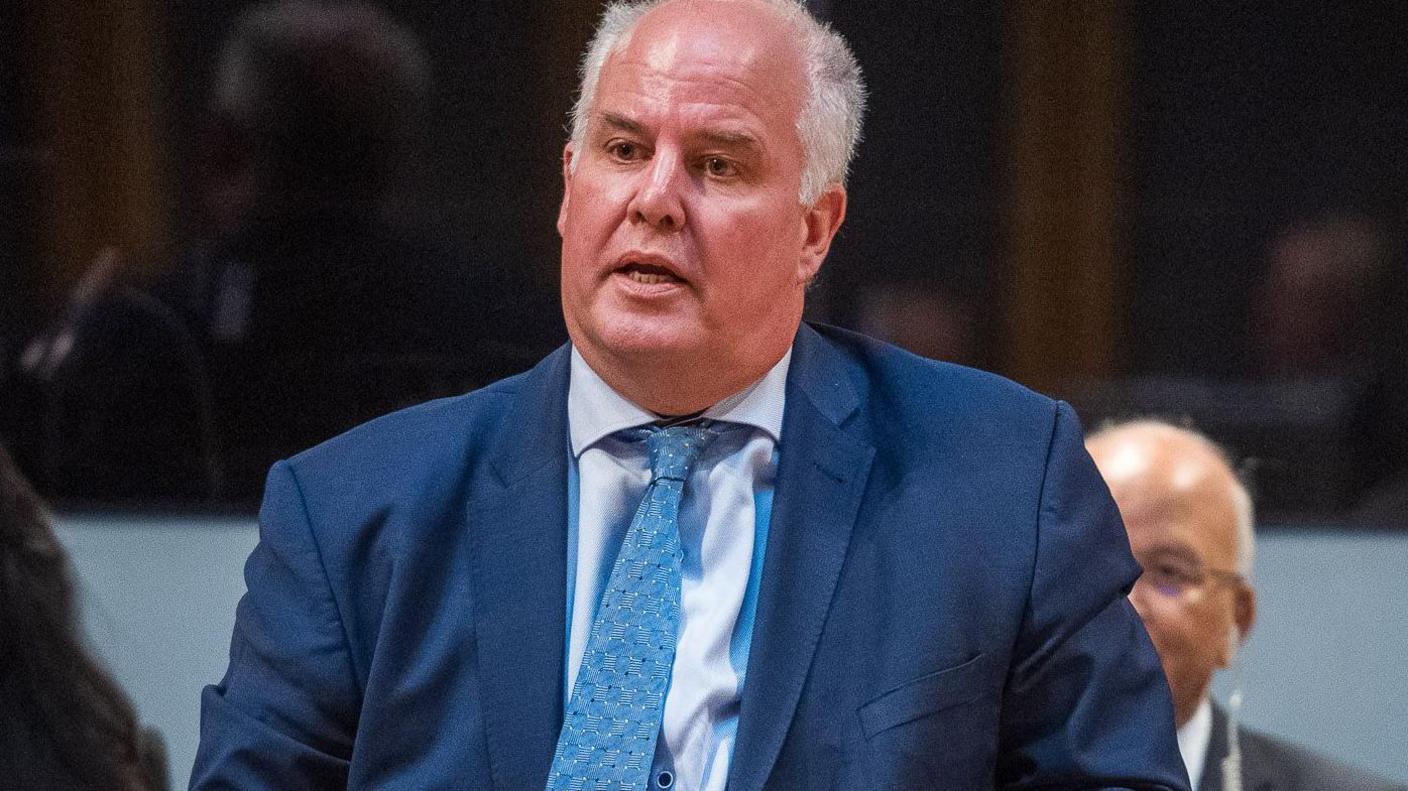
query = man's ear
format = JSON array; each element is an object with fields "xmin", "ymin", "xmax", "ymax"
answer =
[
  {"xmin": 798, "ymin": 183, "xmax": 847, "ymax": 284},
  {"xmin": 1234, "ymin": 583, "xmax": 1256, "ymax": 644},
  {"xmin": 557, "ymin": 143, "xmax": 575, "ymax": 237}
]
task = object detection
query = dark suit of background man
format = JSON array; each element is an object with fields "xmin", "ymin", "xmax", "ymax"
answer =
[
  {"xmin": 192, "ymin": 1, "xmax": 1189, "ymax": 788},
  {"xmin": 1088, "ymin": 421, "xmax": 1406, "ymax": 791}
]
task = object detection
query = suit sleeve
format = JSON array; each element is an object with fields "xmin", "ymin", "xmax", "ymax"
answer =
[
  {"xmin": 190, "ymin": 461, "xmax": 361, "ymax": 790},
  {"xmin": 996, "ymin": 402, "xmax": 1192, "ymax": 791}
]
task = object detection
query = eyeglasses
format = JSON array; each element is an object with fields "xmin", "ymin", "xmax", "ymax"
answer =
[{"xmin": 1134, "ymin": 552, "xmax": 1244, "ymax": 598}]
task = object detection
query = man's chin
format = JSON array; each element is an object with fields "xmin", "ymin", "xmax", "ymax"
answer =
[
  {"xmin": 600, "ymin": 333, "xmax": 703, "ymax": 365},
  {"xmin": 569, "ymin": 319, "xmax": 701, "ymax": 365},
  {"xmin": 587, "ymin": 307, "xmax": 689, "ymax": 343}
]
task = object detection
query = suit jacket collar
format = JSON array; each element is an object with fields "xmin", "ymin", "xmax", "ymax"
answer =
[
  {"xmin": 490, "ymin": 344, "xmax": 573, "ymax": 486},
  {"xmin": 728, "ymin": 324, "xmax": 876, "ymax": 791},
  {"xmin": 1201, "ymin": 703, "xmax": 1229, "ymax": 791},
  {"xmin": 474, "ymin": 345, "xmax": 572, "ymax": 789},
  {"xmin": 1203, "ymin": 702, "xmax": 1267, "ymax": 791}
]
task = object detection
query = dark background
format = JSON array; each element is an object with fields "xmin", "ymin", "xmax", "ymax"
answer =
[{"xmin": 2, "ymin": 1, "xmax": 1405, "ymax": 522}]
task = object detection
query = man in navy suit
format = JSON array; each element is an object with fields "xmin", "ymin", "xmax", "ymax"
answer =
[
  {"xmin": 192, "ymin": 1, "xmax": 1190, "ymax": 788},
  {"xmin": 1088, "ymin": 421, "xmax": 1406, "ymax": 791}
]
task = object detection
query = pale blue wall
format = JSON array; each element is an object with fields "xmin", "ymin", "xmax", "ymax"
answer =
[
  {"xmin": 55, "ymin": 516, "xmax": 1408, "ymax": 786},
  {"xmin": 1209, "ymin": 531, "xmax": 1408, "ymax": 782},
  {"xmin": 57, "ymin": 514, "xmax": 259, "ymax": 789}
]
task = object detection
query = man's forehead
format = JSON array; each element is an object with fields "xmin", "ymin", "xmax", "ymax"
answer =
[
  {"xmin": 1092, "ymin": 429, "xmax": 1229, "ymax": 495},
  {"xmin": 594, "ymin": 61, "xmax": 780, "ymax": 116},
  {"xmin": 1112, "ymin": 462, "xmax": 1242, "ymax": 563},
  {"xmin": 1090, "ymin": 430, "xmax": 1243, "ymax": 550},
  {"xmin": 588, "ymin": 29, "xmax": 803, "ymax": 154},
  {"xmin": 603, "ymin": 0, "xmax": 806, "ymax": 101},
  {"xmin": 631, "ymin": 0, "xmax": 798, "ymax": 46}
]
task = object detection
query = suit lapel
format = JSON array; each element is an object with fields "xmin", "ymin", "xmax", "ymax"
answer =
[
  {"xmin": 471, "ymin": 347, "xmax": 571, "ymax": 790},
  {"xmin": 1202, "ymin": 704, "xmax": 1229, "ymax": 791},
  {"xmin": 1203, "ymin": 703, "xmax": 1275, "ymax": 791},
  {"xmin": 729, "ymin": 326, "xmax": 876, "ymax": 791}
]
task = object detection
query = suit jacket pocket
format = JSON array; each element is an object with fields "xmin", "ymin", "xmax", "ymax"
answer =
[{"xmin": 857, "ymin": 653, "xmax": 989, "ymax": 741}]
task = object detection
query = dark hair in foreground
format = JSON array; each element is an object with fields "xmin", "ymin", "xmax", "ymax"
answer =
[{"xmin": 0, "ymin": 444, "xmax": 166, "ymax": 790}]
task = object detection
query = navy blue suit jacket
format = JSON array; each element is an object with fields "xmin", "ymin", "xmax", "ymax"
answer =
[{"xmin": 192, "ymin": 324, "xmax": 1190, "ymax": 790}]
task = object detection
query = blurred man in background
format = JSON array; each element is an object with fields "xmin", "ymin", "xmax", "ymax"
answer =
[
  {"xmin": 1088, "ymin": 420, "xmax": 1406, "ymax": 791},
  {"xmin": 12, "ymin": 1, "xmax": 559, "ymax": 504},
  {"xmin": 1249, "ymin": 213, "xmax": 1408, "ymax": 523}
]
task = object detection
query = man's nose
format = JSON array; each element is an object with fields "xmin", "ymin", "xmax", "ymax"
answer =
[{"xmin": 627, "ymin": 149, "xmax": 686, "ymax": 232}]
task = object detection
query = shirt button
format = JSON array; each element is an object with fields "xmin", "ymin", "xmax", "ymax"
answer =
[{"xmin": 656, "ymin": 769, "xmax": 675, "ymax": 788}]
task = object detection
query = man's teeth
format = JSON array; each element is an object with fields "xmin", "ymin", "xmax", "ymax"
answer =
[{"xmin": 626, "ymin": 270, "xmax": 672, "ymax": 284}]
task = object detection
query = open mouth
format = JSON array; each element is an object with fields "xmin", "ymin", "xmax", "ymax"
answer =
[{"xmin": 617, "ymin": 260, "xmax": 685, "ymax": 286}]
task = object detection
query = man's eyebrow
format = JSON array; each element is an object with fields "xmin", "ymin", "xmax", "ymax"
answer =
[
  {"xmin": 591, "ymin": 112, "xmax": 763, "ymax": 153},
  {"xmin": 695, "ymin": 129, "xmax": 763, "ymax": 153},
  {"xmin": 1140, "ymin": 543, "xmax": 1200, "ymax": 562},
  {"xmin": 594, "ymin": 112, "xmax": 645, "ymax": 135}
]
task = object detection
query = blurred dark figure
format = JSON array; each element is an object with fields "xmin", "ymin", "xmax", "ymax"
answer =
[
  {"xmin": 1249, "ymin": 212, "xmax": 1408, "ymax": 524},
  {"xmin": 1070, "ymin": 212, "xmax": 1407, "ymax": 523},
  {"xmin": 1249, "ymin": 213, "xmax": 1393, "ymax": 380},
  {"xmin": 11, "ymin": 1, "xmax": 560, "ymax": 505},
  {"xmin": 0, "ymin": 442, "xmax": 169, "ymax": 790},
  {"xmin": 200, "ymin": 0, "xmax": 429, "ymax": 240},
  {"xmin": 5, "ymin": 248, "xmax": 221, "ymax": 503},
  {"xmin": 1348, "ymin": 224, "xmax": 1408, "ymax": 526}
]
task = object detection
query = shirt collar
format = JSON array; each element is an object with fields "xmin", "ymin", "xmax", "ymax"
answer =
[
  {"xmin": 568, "ymin": 346, "xmax": 791, "ymax": 457},
  {"xmin": 1177, "ymin": 697, "xmax": 1214, "ymax": 791}
]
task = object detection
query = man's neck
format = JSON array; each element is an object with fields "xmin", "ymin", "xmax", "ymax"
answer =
[
  {"xmin": 577, "ymin": 349, "xmax": 787, "ymax": 417},
  {"xmin": 567, "ymin": 345, "xmax": 791, "ymax": 457}
]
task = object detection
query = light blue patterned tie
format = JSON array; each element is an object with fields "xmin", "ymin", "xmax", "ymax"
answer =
[{"xmin": 545, "ymin": 423, "xmax": 717, "ymax": 791}]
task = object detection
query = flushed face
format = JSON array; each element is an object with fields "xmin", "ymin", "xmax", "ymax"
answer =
[
  {"xmin": 557, "ymin": 0, "xmax": 842, "ymax": 413},
  {"xmin": 1087, "ymin": 426, "xmax": 1254, "ymax": 728}
]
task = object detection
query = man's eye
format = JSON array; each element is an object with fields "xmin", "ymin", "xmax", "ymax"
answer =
[
  {"xmin": 607, "ymin": 141, "xmax": 641, "ymax": 161},
  {"xmin": 703, "ymin": 156, "xmax": 737, "ymax": 178},
  {"xmin": 1153, "ymin": 562, "xmax": 1196, "ymax": 584}
]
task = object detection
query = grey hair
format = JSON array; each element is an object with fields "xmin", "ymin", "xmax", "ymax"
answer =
[
  {"xmin": 1088, "ymin": 418, "xmax": 1257, "ymax": 577},
  {"xmin": 568, "ymin": 0, "xmax": 865, "ymax": 205}
]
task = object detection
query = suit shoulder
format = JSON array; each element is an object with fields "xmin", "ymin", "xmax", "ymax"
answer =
[
  {"xmin": 793, "ymin": 325, "xmax": 1088, "ymax": 513},
  {"xmin": 808, "ymin": 323, "xmax": 1063, "ymax": 433},
  {"xmin": 1241, "ymin": 726, "xmax": 1408, "ymax": 791},
  {"xmin": 280, "ymin": 366, "xmax": 529, "ymax": 491}
]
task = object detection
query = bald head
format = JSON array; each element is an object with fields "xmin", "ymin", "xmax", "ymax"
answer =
[
  {"xmin": 1087, "ymin": 421, "xmax": 1254, "ymax": 576},
  {"xmin": 1086, "ymin": 420, "xmax": 1257, "ymax": 727}
]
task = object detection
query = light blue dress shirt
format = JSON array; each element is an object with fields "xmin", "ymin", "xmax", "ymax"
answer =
[{"xmin": 565, "ymin": 347, "xmax": 788, "ymax": 791}]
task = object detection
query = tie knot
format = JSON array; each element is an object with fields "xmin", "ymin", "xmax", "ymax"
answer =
[{"xmin": 644, "ymin": 423, "xmax": 717, "ymax": 482}]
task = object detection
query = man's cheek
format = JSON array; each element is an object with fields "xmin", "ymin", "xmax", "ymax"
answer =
[{"xmin": 1140, "ymin": 611, "xmax": 1187, "ymax": 662}]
